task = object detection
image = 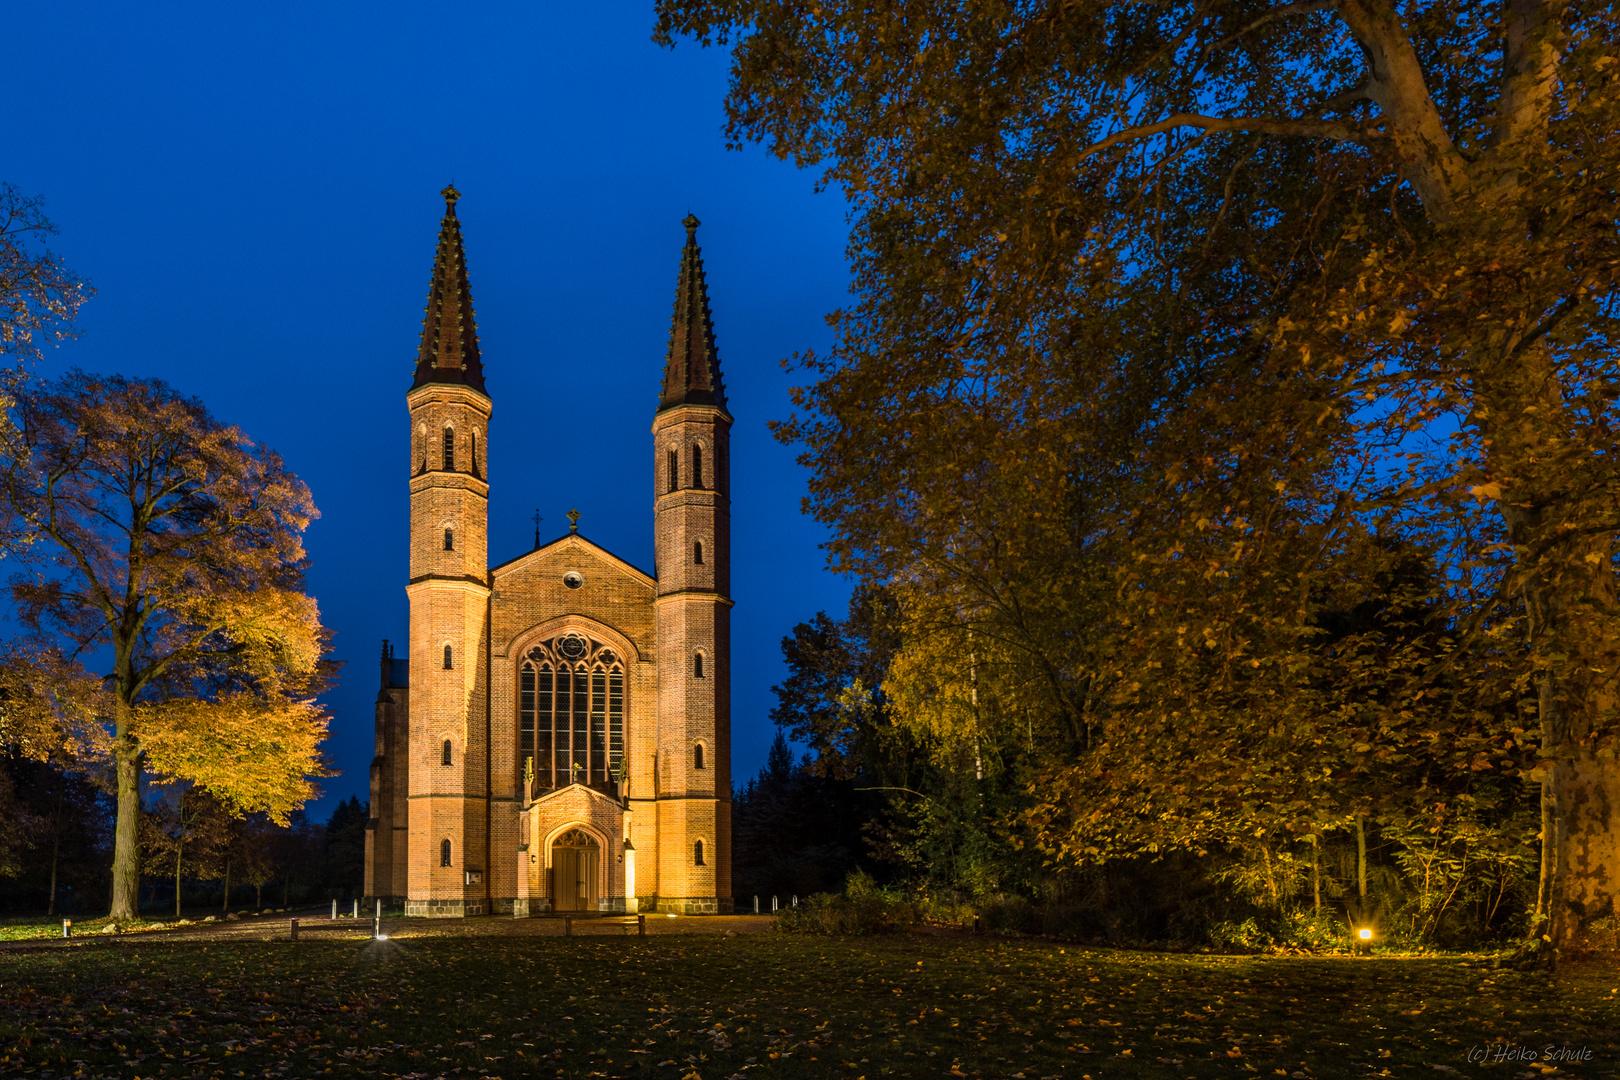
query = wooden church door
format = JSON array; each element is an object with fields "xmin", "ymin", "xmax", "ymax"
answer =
[{"xmin": 551, "ymin": 829, "xmax": 600, "ymax": 912}]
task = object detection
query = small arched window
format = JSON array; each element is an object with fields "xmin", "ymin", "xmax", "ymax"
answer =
[
  {"xmin": 693, "ymin": 652, "xmax": 704, "ymax": 679},
  {"xmin": 470, "ymin": 429, "xmax": 479, "ymax": 478},
  {"xmin": 666, "ymin": 449, "xmax": 678, "ymax": 493},
  {"xmin": 694, "ymin": 840, "xmax": 705, "ymax": 866},
  {"xmin": 694, "ymin": 540, "xmax": 704, "ymax": 565},
  {"xmin": 442, "ymin": 739, "xmax": 453, "ymax": 766},
  {"xmin": 692, "ymin": 444, "xmax": 704, "ymax": 489},
  {"xmin": 444, "ymin": 528, "xmax": 454, "ymax": 551},
  {"xmin": 443, "ymin": 644, "xmax": 454, "ymax": 670},
  {"xmin": 443, "ymin": 426, "xmax": 455, "ymax": 471},
  {"xmin": 694, "ymin": 743, "xmax": 705, "ymax": 770},
  {"xmin": 440, "ymin": 839, "xmax": 452, "ymax": 867}
]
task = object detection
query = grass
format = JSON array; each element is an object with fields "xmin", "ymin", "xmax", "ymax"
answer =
[
  {"xmin": 0, "ymin": 907, "xmax": 311, "ymax": 943},
  {"xmin": 0, "ymin": 927, "xmax": 1615, "ymax": 1079}
]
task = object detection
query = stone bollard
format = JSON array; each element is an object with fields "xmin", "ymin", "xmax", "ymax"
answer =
[
  {"xmin": 753, "ymin": 895, "xmax": 759, "ymax": 914},
  {"xmin": 331, "ymin": 899, "xmax": 337, "ymax": 920},
  {"xmin": 290, "ymin": 918, "xmax": 300, "ymax": 941},
  {"xmin": 352, "ymin": 899, "xmax": 359, "ymax": 918},
  {"xmin": 62, "ymin": 919, "xmax": 71, "ymax": 938},
  {"xmin": 638, "ymin": 914, "xmax": 646, "ymax": 937},
  {"xmin": 771, "ymin": 895, "xmax": 778, "ymax": 913},
  {"xmin": 564, "ymin": 915, "xmax": 573, "ymax": 938},
  {"xmin": 792, "ymin": 895, "xmax": 798, "ymax": 908}
]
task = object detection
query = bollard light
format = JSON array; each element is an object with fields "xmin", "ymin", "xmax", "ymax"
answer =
[{"xmin": 1358, "ymin": 928, "xmax": 1372, "ymax": 941}]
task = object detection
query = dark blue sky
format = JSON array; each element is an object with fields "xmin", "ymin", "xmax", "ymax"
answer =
[{"xmin": 2, "ymin": 3, "xmax": 852, "ymax": 819}]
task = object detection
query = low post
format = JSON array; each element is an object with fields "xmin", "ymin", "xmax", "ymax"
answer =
[
  {"xmin": 771, "ymin": 895, "xmax": 778, "ymax": 913},
  {"xmin": 330, "ymin": 899, "xmax": 337, "ymax": 920},
  {"xmin": 352, "ymin": 899, "xmax": 359, "ymax": 918},
  {"xmin": 565, "ymin": 915, "xmax": 573, "ymax": 938},
  {"xmin": 62, "ymin": 919, "xmax": 71, "ymax": 938},
  {"xmin": 290, "ymin": 918, "xmax": 299, "ymax": 941},
  {"xmin": 638, "ymin": 914, "xmax": 646, "ymax": 937},
  {"xmin": 753, "ymin": 895, "xmax": 759, "ymax": 914},
  {"xmin": 792, "ymin": 895, "xmax": 798, "ymax": 908}
]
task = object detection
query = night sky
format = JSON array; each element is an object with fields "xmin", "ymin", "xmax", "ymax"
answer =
[{"xmin": 2, "ymin": 3, "xmax": 852, "ymax": 818}]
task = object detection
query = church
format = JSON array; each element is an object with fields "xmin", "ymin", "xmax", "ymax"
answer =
[{"xmin": 364, "ymin": 186, "xmax": 733, "ymax": 916}]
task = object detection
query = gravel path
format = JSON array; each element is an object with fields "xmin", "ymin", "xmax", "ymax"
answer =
[{"xmin": 0, "ymin": 908, "xmax": 779, "ymax": 951}]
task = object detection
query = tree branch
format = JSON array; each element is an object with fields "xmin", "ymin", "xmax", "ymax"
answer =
[
  {"xmin": 1076, "ymin": 113, "xmax": 1384, "ymax": 164},
  {"xmin": 1203, "ymin": 0, "xmax": 1342, "ymax": 59}
]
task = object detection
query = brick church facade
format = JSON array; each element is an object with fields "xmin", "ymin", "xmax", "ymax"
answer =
[{"xmin": 364, "ymin": 187, "xmax": 733, "ymax": 916}]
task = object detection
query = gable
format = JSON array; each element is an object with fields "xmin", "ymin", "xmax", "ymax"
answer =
[{"xmin": 490, "ymin": 533, "xmax": 656, "ymax": 662}]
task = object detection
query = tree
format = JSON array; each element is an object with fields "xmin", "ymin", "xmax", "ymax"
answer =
[
  {"xmin": 655, "ymin": 0, "xmax": 1620, "ymax": 952},
  {"xmin": 141, "ymin": 786, "xmax": 231, "ymax": 917},
  {"xmin": 1, "ymin": 372, "xmax": 334, "ymax": 919},
  {"xmin": 322, "ymin": 796, "xmax": 367, "ymax": 902},
  {"xmin": 0, "ymin": 183, "xmax": 91, "ymax": 367}
]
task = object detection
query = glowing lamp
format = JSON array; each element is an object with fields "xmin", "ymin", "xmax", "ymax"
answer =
[{"xmin": 1358, "ymin": 928, "xmax": 1372, "ymax": 941}]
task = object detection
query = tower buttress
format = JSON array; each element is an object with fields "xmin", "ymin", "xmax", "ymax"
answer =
[
  {"xmin": 652, "ymin": 214, "xmax": 733, "ymax": 912},
  {"xmin": 405, "ymin": 185, "xmax": 494, "ymax": 917}
]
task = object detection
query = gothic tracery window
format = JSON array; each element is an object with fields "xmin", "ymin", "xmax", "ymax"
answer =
[{"xmin": 519, "ymin": 634, "xmax": 625, "ymax": 791}]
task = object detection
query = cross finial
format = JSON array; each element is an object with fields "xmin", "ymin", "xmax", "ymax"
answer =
[
  {"xmin": 442, "ymin": 183, "xmax": 460, "ymax": 207},
  {"xmin": 566, "ymin": 508, "xmax": 581, "ymax": 533},
  {"xmin": 532, "ymin": 509, "xmax": 543, "ymax": 550},
  {"xmin": 682, "ymin": 213, "xmax": 700, "ymax": 238}
]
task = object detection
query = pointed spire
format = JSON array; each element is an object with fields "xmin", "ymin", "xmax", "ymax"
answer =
[
  {"xmin": 412, "ymin": 184, "xmax": 487, "ymax": 394},
  {"xmin": 660, "ymin": 214, "xmax": 727, "ymax": 412}
]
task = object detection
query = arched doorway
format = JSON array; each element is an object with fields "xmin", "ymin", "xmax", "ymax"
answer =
[{"xmin": 551, "ymin": 829, "xmax": 600, "ymax": 912}]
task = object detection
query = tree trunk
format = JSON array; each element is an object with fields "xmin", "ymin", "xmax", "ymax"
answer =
[
  {"xmin": 1487, "ymin": 344, "xmax": 1620, "ymax": 954},
  {"xmin": 222, "ymin": 856, "xmax": 231, "ymax": 913},
  {"xmin": 108, "ymin": 731, "xmax": 141, "ymax": 920},
  {"xmin": 45, "ymin": 786, "xmax": 63, "ymax": 917},
  {"xmin": 175, "ymin": 838, "xmax": 184, "ymax": 918},
  {"xmin": 282, "ymin": 873, "xmax": 289, "ymax": 907},
  {"xmin": 46, "ymin": 830, "xmax": 61, "ymax": 917},
  {"xmin": 255, "ymin": 882, "xmax": 262, "ymax": 909}
]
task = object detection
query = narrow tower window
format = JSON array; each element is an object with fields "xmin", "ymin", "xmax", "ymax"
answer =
[
  {"xmin": 443, "ymin": 644, "xmax": 453, "ymax": 670},
  {"xmin": 693, "ymin": 652, "xmax": 705, "ymax": 679},
  {"xmin": 442, "ymin": 739, "xmax": 453, "ymax": 766},
  {"xmin": 666, "ymin": 449, "xmax": 678, "ymax": 493},
  {"xmin": 694, "ymin": 540, "xmax": 703, "ymax": 565},
  {"xmin": 470, "ymin": 429, "xmax": 479, "ymax": 479},
  {"xmin": 440, "ymin": 839, "xmax": 452, "ymax": 867},
  {"xmin": 694, "ymin": 840, "xmax": 705, "ymax": 866},
  {"xmin": 444, "ymin": 528, "xmax": 454, "ymax": 551},
  {"xmin": 694, "ymin": 743, "xmax": 705, "ymax": 770},
  {"xmin": 443, "ymin": 426, "xmax": 455, "ymax": 471},
  {"xmin": 692, "ymin": 444, "xmax": 704, "ymax": 489}
]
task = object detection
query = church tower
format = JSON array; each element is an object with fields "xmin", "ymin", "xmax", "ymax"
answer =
[
  {"xmin": 652, "ymin": 215, "xmax": 733, "ymax": 912},
  {"xmin": 404, "ymin": 184, "xmax": 493, "ymax": 916}
]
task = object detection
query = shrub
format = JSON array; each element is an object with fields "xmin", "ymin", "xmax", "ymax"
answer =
[{"xmin": 776, "ymin": 870, "xmax": 919, "ymax": 935}]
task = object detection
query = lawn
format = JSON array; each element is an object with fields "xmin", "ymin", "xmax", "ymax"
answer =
[{"xmin": 0, "ymin": 925, "xmax": 1614, "ymax": 1080}]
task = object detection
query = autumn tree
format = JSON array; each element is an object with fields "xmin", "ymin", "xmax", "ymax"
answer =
[
  {"xmin": 1, "ymin": 371, "xmax": 333, "ymax": 919},
  {"xmin": 142, "ymin": 786, "xmax": 232, "ymax": 917},
  {"xmin": 657, "ymin": 0, "xmax": 1620, "ymax": 951},
  {"xmin": 0, "ymin": 183, "xmax": 91, "ymax": 367}
]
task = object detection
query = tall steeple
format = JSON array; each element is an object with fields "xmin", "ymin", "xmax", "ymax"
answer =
[
  {"xmin": 413, "ymin": 185, "xmax": 486, "ymax": 394},
  {"xmin": 660, "ymin": 214, "xmax": 726, "ymax": 412}
]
